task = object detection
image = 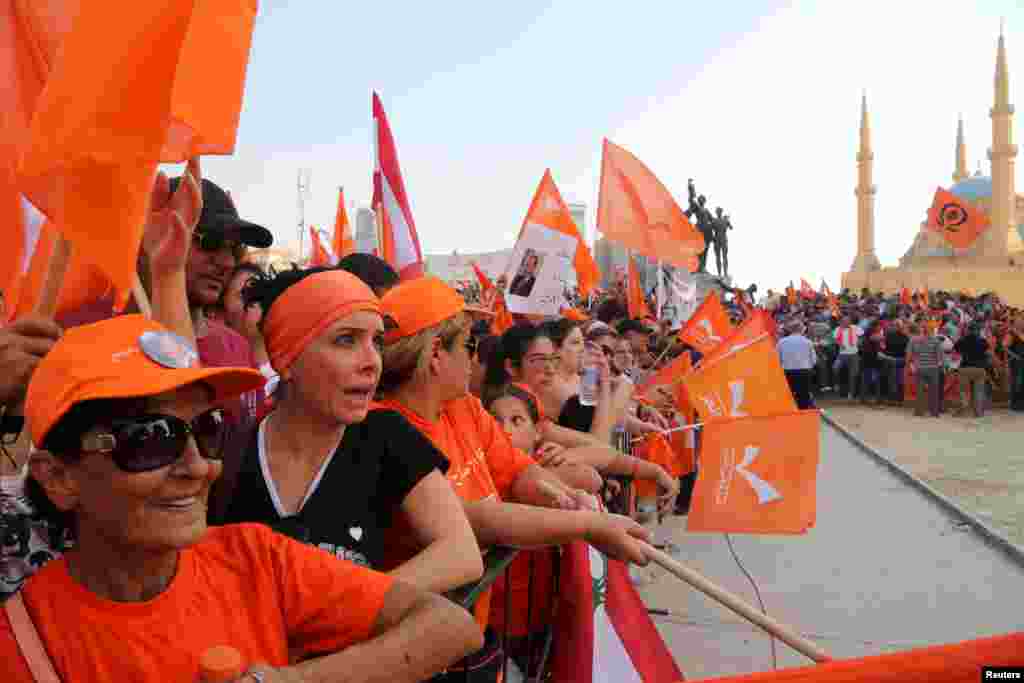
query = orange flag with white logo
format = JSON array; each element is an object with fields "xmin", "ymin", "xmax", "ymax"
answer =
[
  {"xmin": 17, "ymin": 1, "xmax": 257, "ymax": 306},
  {"xmin": 700, "ymin": 309, "xmax": 776, "ymax": 367},
  {"xmin": 687, "ymin": 410, "xmax": 819, "ymax": 534},
  {"xmin": 678, "ymin": 292, "xmax": 735, "ymax": 355},
  {"xmin": 332, "ymin": 187, "xmax": 356, "ymax": 259},
  {"xmin": 682, "ymin": 336, "xmax": 797, "ymax": 422},
  {"xmin": 519, "ymin": 169, "xmax": 600, "ymax": 297},
  {"xmin": 596, "ymin": 139, "xmax": 703, "ymax": 271},
  {"xmin": 626, "ymin": 258, "xmax": 651, "ymax": 319},
  {"xmin": 926, "ymin": 187, "xmax": 990, "ymax": 250}
]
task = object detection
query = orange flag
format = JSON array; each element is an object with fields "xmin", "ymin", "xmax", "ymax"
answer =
[
  {"xmin": 700, "ymin": 309, "xmax": 776, "ymax": 367},
  {"xmin": 900, "ymin": 286, "xmax": 911, "ymax": 305},
  {"xmin": 518, "ymin": 169, "xmax": 600, "ymax": 297},
  {"xmin": 706, "ymin": 631, "xmax": 1024, "ymax": 682},
  {"xmin": 596, "ymin": 139, "xmax": 703, "ymax": 271},
  {"xmin": 492, "ymin": 292, "xmax": 514, "ymax": 335},
  {"xmin": 786, "ymin": 281, "xmax": 797, "ymax": 306},
  {"xmin": 560, "ymin": 306, "xmax": 589, "ymax": 322},
  {"xmin": 638, "ymin": 348, "xmax": 693, "ymax": 400},
  {"xmin": 687, "ymin": 410, "xmax": 819, "ymax": 534},
  {"xmin": 678, "ymin": 292, "xmax": 735, "ymax": 355},
  {"xmin": 682, "ymin": 336, "xmax": 797, "ymax": 422},
  {"xmin": 471, "ymin": 261, "xmax": 493, "ymax": 293},
  {"xmin": 332, "ymin": 187, "xmax": 356, "ymax": 260},
  {"xmin": 309, "ymin": 226, "xmax": 334, "ymax": 267},
  {"xmin": 926, "ymin": 187, "xmax": 990, "ymax": 249},
  {"xmin": 17, "ymin": 1, "xmax": 256, "ymax": 305},
  {"xmin": 633, "ymin": 433, "xmax": 678, "ymax": 498},
  {"xmin": 626, "ymin": 258, "xmax": 651, "ymax": 319}
]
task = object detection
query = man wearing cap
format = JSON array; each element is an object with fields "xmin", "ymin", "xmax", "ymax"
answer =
[{"xmin": 170, "ymin": 177, "xmax": 273, "ymax": 420}]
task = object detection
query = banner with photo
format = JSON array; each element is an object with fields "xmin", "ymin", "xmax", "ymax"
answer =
[
  {"xmin": 503, "ymin": 222, "xmax": 577, "ymax": 316},
  {"xmin": 658, "ymin": 266, "xmax": 698, "ymax": 330}
]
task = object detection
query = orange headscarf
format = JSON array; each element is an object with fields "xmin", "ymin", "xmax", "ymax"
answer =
[{"xmin": 263, "ymin": 270, "xmax": 381, "ymax": 373}]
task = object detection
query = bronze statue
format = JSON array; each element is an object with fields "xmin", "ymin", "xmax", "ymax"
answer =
[
  {"xmin": 695, "ymin": 195, "xmax": 716, "ymax": 273},
  {"xmin": 713, "ymin": 207, "xmax": 732, "ymax": 278},
  {"xmin": 685, "ymin": 178, "xmax": 699, "ymax": 219}
]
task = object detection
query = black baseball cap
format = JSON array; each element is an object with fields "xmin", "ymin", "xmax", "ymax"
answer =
[{"xmin": 168, "ymin": 176, "xmax": 273, "ymax": 248}]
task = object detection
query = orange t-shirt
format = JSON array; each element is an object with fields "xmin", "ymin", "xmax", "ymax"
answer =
[
  {"xmin": 374, "ymin": 395, "xmax": 535, "ymax": 628},
  {"xmin": 1, "ymin": 524, "xmax": 394, "ymax": 682}
]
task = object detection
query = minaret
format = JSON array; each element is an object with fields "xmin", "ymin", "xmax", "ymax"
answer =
[
  {"xmin": 851, "ymin": 92, "xmax": 881, "ymax": 272},
  {"xmin": 953, "ymin": 115, "xmax": 969, "ymax": 183},
  {"xmin": 986, "ymin": 23, "xmax": 1020, "ymax": 259}
]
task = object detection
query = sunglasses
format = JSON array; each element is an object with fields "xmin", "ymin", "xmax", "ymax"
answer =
[
  {"xmin": 194, "ymin": 230, "xmax": 247, "ymax": 261},
  {"xmin": 80, "ymin": 410, "xmax": 228, "ymax": 473}
]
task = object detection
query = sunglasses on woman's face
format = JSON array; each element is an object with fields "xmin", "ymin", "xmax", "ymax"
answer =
[
  {"xmin": 80, "ymin": 410, "xmax": 228, "ymax": 473},
  {"xmin": 194, "ymin": 230, "xmax": 247, "ymax": 261}
]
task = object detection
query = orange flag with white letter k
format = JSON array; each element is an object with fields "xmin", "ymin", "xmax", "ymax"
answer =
[
  {"xmin": 682, "ymin": 336, "xmax": 796, "ymax": 421},
  {"xmin": 687, "ymin": 410, "xmax": 819, "ymax": 534}
]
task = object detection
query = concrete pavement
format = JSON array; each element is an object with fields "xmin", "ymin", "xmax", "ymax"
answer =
[{"xmin": 637, "ymin": 421, "xmax": 1024, "ymax": 680}]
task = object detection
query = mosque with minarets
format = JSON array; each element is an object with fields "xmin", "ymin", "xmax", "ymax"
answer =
[{"xmin": 843, "ymin": 27, "xmax": 1024, "ymax": 305}]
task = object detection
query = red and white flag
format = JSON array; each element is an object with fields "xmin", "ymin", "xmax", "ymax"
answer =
[
  {"xmin": 372, "ymin": 92, "xmax": 424, "ymax": 280},
  {"xmin": 549, "ymin": 541, "xmax": 682, "ymax": 683}
]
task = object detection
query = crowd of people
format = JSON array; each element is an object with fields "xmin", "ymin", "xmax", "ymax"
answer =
[{"xmin": 0, "ymin": 171, "xmax": 684, "ymax": 682}]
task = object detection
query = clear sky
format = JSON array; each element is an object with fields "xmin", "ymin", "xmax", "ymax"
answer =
[{"xmin": 192, "ymin": 0, "xmax": 1024, "ymax": 293}]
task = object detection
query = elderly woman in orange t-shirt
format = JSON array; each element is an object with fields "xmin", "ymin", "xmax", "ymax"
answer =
[{"xmin": 1, "ymin": 315, "xmax": 481, "ymax": 683}]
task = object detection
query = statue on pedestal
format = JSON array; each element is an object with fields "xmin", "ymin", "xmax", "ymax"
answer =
[
  {"xmin": 695, "ymin": 195, "xmax": 717, "ymax": 273},
  {"xmin": 685, "ymin": 178, "xmax": 699, "ymax": 218},
  {"xmin": 713, "ymin": 207, "xmax": 733, "ymax": 279}
]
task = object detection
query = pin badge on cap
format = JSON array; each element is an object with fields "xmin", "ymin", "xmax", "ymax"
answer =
[{"xmin": 139, "ymin": 331, "xmax": 199, "ymax": 369}]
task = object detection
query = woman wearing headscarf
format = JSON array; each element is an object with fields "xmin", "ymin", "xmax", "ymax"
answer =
[
  {"xmin": 212, "ymin": 267, "xmax": 483, "ymax": 594},
  {"xmin": 2, "ymin": 314, "xmax": 481, "ymax": 682}
]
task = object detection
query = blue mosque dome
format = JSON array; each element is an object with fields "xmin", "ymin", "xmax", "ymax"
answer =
[{"xmin": 949, "ymin": 175, "xmax": 992, "ymax": 201}]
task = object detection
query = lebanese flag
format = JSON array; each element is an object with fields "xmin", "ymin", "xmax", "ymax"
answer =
[
  {"xmin": 309, "ymin": 225, "xmax": 336, "ymax": 267},
  {"xmin": 372, "ymin": 92, "xmax": 424, "ymax": 280},
  {"xmin": 799, "ymin": 279, "xmax": 815, "ymax": 300},
  {"xmin": 549, "ymin": 541, "xmax": 683, "ymax": 683},
  {"xmin": 332, "ymin": 187, "xmax": 356, "ymax": 259}
]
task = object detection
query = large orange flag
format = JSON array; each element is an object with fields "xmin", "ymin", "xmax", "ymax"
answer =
[
  {"xmin": 638, "ymin": 348, "xmax": 693, "ymax": 398},
  {"xmin": 686, "ymin": 410, "xmax": 818, "ymax": 534},
  {"xmin": 519, "ymin": 169, "xmax": 600, "ymax": 297},
  {"xmin": 678, "ymin": 292, "xmax": 735, "ymax": 354},
  {"xmin": 926, "ymin": 187, "xmax": 990, "ymax": 250},
  {"xmin": 17, "ymin": 1, "xmax": 256, "ymax": 306},
  {"xmin": 626, "ymin": 258, "xmax": 651, "ymax": 319},
  {"xmin": 596, "ymin": 139, "xmax": 703, "ymax": 271},
  {"xmin": 700, "ymin": 309, "xmax": 776, "ymax": 367},
  {"xmin": 682, "ymin": 336, "xmax": 797, "ymax": 422},
  {"xmin": 332, "ymin": 187, "xmax": 356, "ymax": 259}
]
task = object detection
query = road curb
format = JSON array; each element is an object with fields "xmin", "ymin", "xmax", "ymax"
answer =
[{"xmin": 820, "ymin": 411, "xmax": 1024, "ymax": 569}]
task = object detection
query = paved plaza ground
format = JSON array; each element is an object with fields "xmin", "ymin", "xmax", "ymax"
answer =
[{"xmin": 638, "ymin": 420, "xmax": 1024, "ymax": 680}]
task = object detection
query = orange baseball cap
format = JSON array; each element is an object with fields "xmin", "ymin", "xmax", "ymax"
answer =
[
  {"xmin": 26, "ymin": 315, "xmax": 265, "ymax": 447},
  {"xmin": 380, "ymin": 276, "xmax": 465, "ymax": 343}
]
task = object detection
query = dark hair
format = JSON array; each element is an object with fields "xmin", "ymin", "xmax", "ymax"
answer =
[
  {"xmin": 596, "ymin": 298, "xmax": 627, "ymax": 324},
  {"xmin": 28, "ymin": 397, "xmax": 150, "ymax": 544},
  {"xmin": 538, "ymin": 318, "xmax": 580, "ymax": 348},
  {"xmin": 243, "ymin": 265, "xmax": 337, "ymax": 329},
  {"xmin": 337, "ymin": 253, "xmax": 399, "ymax": 296},
  {"xmin": 484, "ymin": 384, "xmax": 540, "ymax": 424},
  {"xmin": 616, "ymin": 318, "xmax": 648, "ymax": 337},
  {"xmin": 481, "ymin": 323, "xmax": 551, "ymax": 400}
]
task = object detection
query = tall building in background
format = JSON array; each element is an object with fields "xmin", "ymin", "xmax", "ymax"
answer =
[
  {"xmin": 568, "ymin": 202, "xmax": 587, "ymax": 243},
  {"xmin": 355, "ymin": 206, "xmax": 377, "ymax": 254}
]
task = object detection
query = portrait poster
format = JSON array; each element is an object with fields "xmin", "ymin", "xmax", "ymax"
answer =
[{"xmin": 503, "ymin": 222, "xmax": 577, "ymax": 316}]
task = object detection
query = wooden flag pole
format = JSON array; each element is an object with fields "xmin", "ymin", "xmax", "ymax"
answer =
[
  {"xmin": 643, "ymin": 542, "xmax": 832, "ymax": 664},
  {"xmin": 33, "ymin": 235, "xmax": 71, "ymax": 317}
]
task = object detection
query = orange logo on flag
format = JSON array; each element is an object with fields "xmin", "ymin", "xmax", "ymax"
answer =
[
  {"xmin": 682, "ymin": 337, "xmax": 796, "ymax": 422},
  {"xmin": 678, "ymin": 292, "xmax": 734, "ymax": 354},
  {"xmin": 687, "ymin": 410, "xmax": 819, "ymax": 534},
  {"xmin": 596, "ymin": 139, "xmax": 703, "ymax": 271},
  {"xmin": 519, "ymin": 169, "xmax": 601, "ymax": 297},
  {"xmin": 926, "ymin": 187, "xmax": 990, "ymax": 249}
]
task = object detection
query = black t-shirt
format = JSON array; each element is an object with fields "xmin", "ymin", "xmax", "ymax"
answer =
[
  {"xmin": 954, "ymin": 334, "xmax": 990, "ymax": 369},
  {"xmin": 884, "ymin": 330, "xmax": 909, "ymax": 359},
  {"xmin": 558, "ymin": 395, "xmax": 595, "ymax": 433},
  {"xmin": 220, "ymin": 410, "xmax": 448, "ymax": 568}
]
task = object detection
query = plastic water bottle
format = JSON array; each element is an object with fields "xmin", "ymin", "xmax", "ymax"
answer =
[
  {"xmin": 198, "ymin": 646, "xmax": 245, "ymax": 682},
  {"xmin": 579, "ymin": 342, "xmax": 600, "ymax": 406}
]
